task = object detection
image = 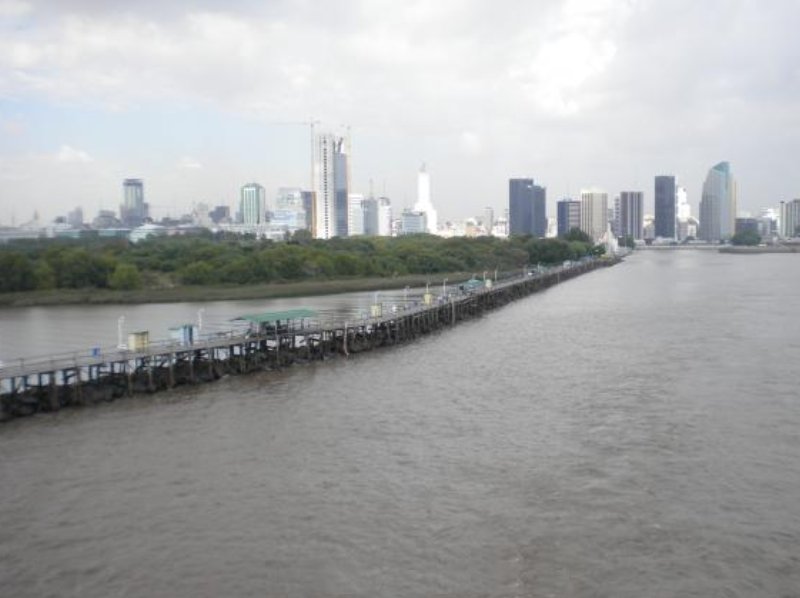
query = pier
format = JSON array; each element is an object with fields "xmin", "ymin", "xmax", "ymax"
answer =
[{"xmin": 0, "ymin": 258, "xmax": 617, "ymax": 421}]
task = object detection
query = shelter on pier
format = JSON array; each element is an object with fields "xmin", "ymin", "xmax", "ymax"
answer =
[{"xmin": 234, "ymin": 308, "xmax": 317, "ymax": 335}]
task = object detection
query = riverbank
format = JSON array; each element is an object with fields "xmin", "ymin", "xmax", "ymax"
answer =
[
  {"xmin": 0, "ymin": 272, "xmax": 478, "ymax": 308},
  {"xmin": 719, "ymin": 245, "xmax": 800, "ymax": 254}
]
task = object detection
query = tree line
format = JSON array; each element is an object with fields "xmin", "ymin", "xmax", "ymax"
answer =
[{"xmin": 0, "ymin": 230, "xmax": 601, "ymax": 293}]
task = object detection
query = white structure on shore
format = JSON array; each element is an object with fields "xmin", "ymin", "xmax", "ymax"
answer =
[{"xmin": 413, "ymin": 163, "xmax": 438, "ymax": 234}]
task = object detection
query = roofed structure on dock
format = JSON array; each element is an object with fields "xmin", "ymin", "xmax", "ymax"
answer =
[{"xmin": 233, "ymin": 308, "xmax": 317, "ymax": 324}]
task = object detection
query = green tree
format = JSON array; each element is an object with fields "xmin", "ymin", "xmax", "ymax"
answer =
[
  {"xmin": 0, "ymin": 252, "xmax": 35, "ymax": 292},
  {"xmin": 730, "ymin": 230, "xmax": 761, "ymax": 246},
  {"xmin": 562, "ymin": 227, "xmax": 593, "ymax": 244},
  {"xmin": 33, "ymin": 260, "xmax": 57, "ymax": 290},
  {"xmin": 180, "ymin": 262, "xmax": 217, "ymax": 285},
  {"xmin": 109, "ymin": 263, "xmax": 143, "ymax": 290}
]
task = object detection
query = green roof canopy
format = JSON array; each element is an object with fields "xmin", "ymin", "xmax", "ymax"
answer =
[{"xmin": 234, "ymin": 308, "xmax": 317, "ymax": 324}]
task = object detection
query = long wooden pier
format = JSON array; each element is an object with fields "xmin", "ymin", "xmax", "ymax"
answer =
[{"xmin": 0, "ymin": 258, "xmax": 617, "ymax": 421}]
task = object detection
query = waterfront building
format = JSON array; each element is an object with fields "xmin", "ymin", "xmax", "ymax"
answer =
[
  {"xmin": 509, "ymin": 178, "xmax": 546, "ymax": 237},
  {"xmin": 240, "ymin": 183, "xmax": 266, "ymax": 225},
  {"xmin": 735, "ymin": 218, "xmax": 759, "ymax": 236},
  {"xmin": 580, "ymin": 189, "xmax": 608, "ymax": 242},
  {"xmin": 413, "ymin": 164, "xmax": 438, "ymax": 234},
  {"xmin": 779, "ymin": 199, "xmax": 800, "ymax": 238},
  {"xmin": 699, "ymin": 162, "xmax": 737, "ymax": 242},
  {"xmin": 654, "ymin": 176, "xmax": 676, "ymax": 239},
  {"xmin": 400, "ymin": 209, "xmax": 428, "ymax": 235},
  {"xmin": 120, "ymin": 179, "xmax": 149, "ymax": 227},
  {"xmin": 677, "ymin": 217, "xmax": 699, "ymax": 241},
  {"xmin": 557, "ymin": 199, "xmax": 581, "ymax": 237},
  {"xmin": 618, "ymin": 191, "xmax": 644, "ymax": 240},
  {"xmin": 312, "ymin": 131, "xmax": 350, "ymax": 238}
]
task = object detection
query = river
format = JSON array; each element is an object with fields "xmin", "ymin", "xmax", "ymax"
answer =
[{"xmin": 1, "ymin": 250, "xmax": 799, "ymax": 597}]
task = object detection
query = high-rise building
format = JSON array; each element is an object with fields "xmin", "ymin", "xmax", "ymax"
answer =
[
  {"xmin": 779, "ymin": 199, "xmax": 800, "ymax": 238},
  {"xmin": 483, "ymin": 206, "xmax": 494, "ymax": 234},
  {"xmin": 557, "ymin": 199, "xmax": 581, "ymax": 237},
  {"xmin": 676, "ymin": 186, "xmax": 690, "ymax": 220},
  {"xmin": 509, "ymin": 178, "xmax": 546, "ymax": 237},
  {"xmin": 363, "ymin": 196, "xmax": 393, "ymax": 236},
  {"xmin": 312, "ymin": 131, "xmax": 350, "ymax": 239},
  {"xmin": 413, "ymin": 163, "xmax": 438, "ymax": 234},
  {"xmin": 240, "ymin": 183, "xmax": 266, "ymax": 225},
  {"xmin": 120, "ymin": 179, "xmax": 148, "ymax": 227},
  {"xmin": 654, "ymin": 175, "xmax": 676, "ymax": 239},
  {"xmin": 271, "ymin": 187, "xmax": 306, "ymax": 232},
  {"xmin": 580, "ymin": 189, "xmax": 608, "ymax": 242},
  {"xmin": 400, "ymin": 209, "xmax": 427, "ymax": 235},
  {"xmin": 348, "ymin": 193, "xmax": 365, "ymax": 236},
  {"xmin": 618, "ymin": 191, "xmax": 644, "ymax": 240},
  {"xmin": 699, "ymin": 162, "xmax": 737, "ymax": 242},
  {"xmin": 301, "ymin": 191, "xmax": 314, "ymax": 231}
]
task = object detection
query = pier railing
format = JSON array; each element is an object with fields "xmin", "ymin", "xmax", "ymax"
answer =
[{"xmin": 1, "ymin": 257, "xmax": 616, "ymax": 418}]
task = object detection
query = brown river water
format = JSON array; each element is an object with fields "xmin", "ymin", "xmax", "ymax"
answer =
[{"xmin": 1, "ymin": 250, "xmax": 799, "ymax": 597}]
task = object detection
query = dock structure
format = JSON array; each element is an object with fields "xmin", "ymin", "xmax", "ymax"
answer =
[{"xmin": 0, "ymin": 258, "xmax": 616, "ymax": 421}]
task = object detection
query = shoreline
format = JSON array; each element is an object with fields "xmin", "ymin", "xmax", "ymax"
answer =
[
  {"xmin": 0, "ymin": 272, "xmax": 479, "ymax": 308},
  {"xmin": 718, "ymin": 245, "xmax": 800, "ymax": 254}
]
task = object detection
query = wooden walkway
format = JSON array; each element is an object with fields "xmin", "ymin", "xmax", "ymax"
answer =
[{"xmin": 0, "ymin": 258, "xmax": 616, "ymax": 420}]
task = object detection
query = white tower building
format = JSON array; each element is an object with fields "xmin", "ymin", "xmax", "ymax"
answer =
[
  {"xmin": 413, "ymin": 163, "xmax": 438, "ymax": 234},
  {"xmin": 676, "ymin": 186, "xmax": 691, "ymax": 220},
  {"xmin": 580, "ymin": 189, "xmax": 608, "ymax": 242},
  {"xmin": 348, "ymin": 193, "xmax": 365, "ymax": 236}
]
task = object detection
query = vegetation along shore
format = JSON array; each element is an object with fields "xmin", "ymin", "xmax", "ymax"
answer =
[{"xmin": 0, "ymin": 230, "xmax": 603, "ymax": 307}]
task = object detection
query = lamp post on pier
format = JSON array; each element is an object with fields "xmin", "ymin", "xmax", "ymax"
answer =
[{"xmin": 117, "ymin": 316, "xmax": 126, "ymax": 349}]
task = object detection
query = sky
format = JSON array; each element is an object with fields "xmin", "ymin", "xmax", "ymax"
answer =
[{"xmin": 1, "ymin": 0, "xmax": 799, "ymax": 225}]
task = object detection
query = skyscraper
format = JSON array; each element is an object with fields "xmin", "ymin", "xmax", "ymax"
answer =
[
  {"xmin": 312, "ymin": 131, "xmax": 349, "ymax": 239},
  {"xmin": 618, "ymin": 191, "xmax": 644, "ymax": 240},
  {"xmin": 363, "ymin": 196, "xmax": 392, "ymax": 236},
  {"xmin": 121, "ymin": 179, "xmax": 148, "ymax": 227},
  {"xmin": 699, "ymin": 162, "xmax": 737, "ymax": 242},
  {"xmin": 348, "ymin": 193, "xmax": 365, "ymax": 236},
  {"xmin": 779, "ymin": 199, "xmax": 800, "ymax": 238},
  {"xmin": 272, "ymin": 187, "xmax": 306, "ymax": 232},
  {"xmin": 509, "ymin": 179, "xmax": 546, "ymax": 237},
  {"xmin": 413, "ymin": 163, "xmax": 438, "ymax": 234},
  {"xmin": 484, "ymin": 206, "xmax": 494, "ymax": 234},
  {"xmin": 654, "ymin": 176, "xmax": 676, "ymax": 239},
  {"xmin": 580, "ymin": 189, "xmax": 608, "ymax": 242},
  {"xmin": 556, "ymin": 199, "xmax": 581, "ymax": 237},
  {"xmin": 400, "ymin": 209, "xmax": 427, "ymax": 235},
  {"xmin": 240, "ymin": 183, "xmax": 266, "ymax": 225}
]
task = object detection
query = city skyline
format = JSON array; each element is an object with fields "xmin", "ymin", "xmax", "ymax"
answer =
[{"xmin": 1, "ymin": 1, "xmax": 799, "ymax": 224}]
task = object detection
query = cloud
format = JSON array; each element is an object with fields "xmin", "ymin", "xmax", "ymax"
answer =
[
  {"xmin": 178, "ymin": 156, "xmax": 202, "ymax": 169},
  {"xmin": 0, "ymin": 0, "xmax": 31, "ymax": 18},
  {"xmin": 0, "ymin": 0, "xmax": 799, "ymax": 221},
  {"xmin": 459, "ymin": 131, "xmax": 482, "ymax": 156},
  {"xmin": 56, "ymin": 144, "xmax": 93, "ymax": 163}
]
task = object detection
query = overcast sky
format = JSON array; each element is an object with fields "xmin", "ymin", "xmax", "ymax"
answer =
[{"xmin": 1, "ymin": 0, "xmax": 798, "ymax": 224}]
